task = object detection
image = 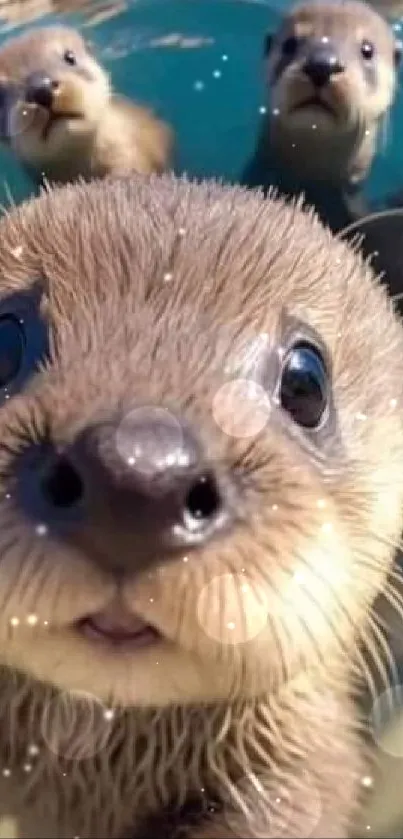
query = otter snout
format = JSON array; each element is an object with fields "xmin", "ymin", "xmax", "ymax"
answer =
[
  {"xmin": 303, "ymin": 42, "xmax": 344, "ymax": 88},
  {"xmin": 25, "ymin": 72, "xmax": 59, "ymax": 110},
  {"xmin": 18, "ymin": 408, "xmax": 234, "ymax": 573}
]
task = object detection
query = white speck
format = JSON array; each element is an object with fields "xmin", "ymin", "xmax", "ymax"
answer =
[
  {"xmin": 43, "ymin": 620, "xmax": 48, "ymax": 627},
  {"xmin": 227, "ymin": 621, "xmax": 236, "ymax": 630},
  {"xmin": 291, "ymin": 143, "xmax": 296, "ymax": 148},
  {"xmin": 194, "ymin": 80, "xmax": 204, "ymax": 91},
  {"xmin": 221, "ymin": 54, "xmax": 228, "ymax": 61},
  {"xmin": 19, "ymin": 319, "xmax": 24, "ymax": 325},
  {"xmin": 366, "ymin": 827, "xmax": 371, "ymax": 832},
  {"xmin": 270, "ymin": 107, "xmax": 278, "ymax": 116},
  {"xmin": 183, "ymin": 556, "xmax": 189, "ymax": 563},
  {"xmin": 317, "ymin": 498, "xmax": 326, "ymax": 509},
  {"xmin": 276, "ymin": 797, "xmax": 281, "ymax": 803},
  {"xmin": 294, "ymin": 571, "xmax": 305, "ymax": 585},
  {"xmin": 365, "ymin": 129, "xmax": 370, "ymax": 136},
  {"xmin": 103, "ymin": 709, "xmax": 114, "ymax": 721},
  {"xmin": 390, "ymin": 398, "xmax": 398, "ymax": 409},
  {"xmin": 241, "ymin": 585, "xmax": 249, "ymax": 593},
  {"xmin": 23, "ymin": 763, "xmax": 32, "ymax": 773},
  {"xmin": 2, "ymin": 768, "xmax": 10, "ymax": 777},
  {"xmin": 28, "ymin": 744, "xmax": 39, "ymax": 757},
  {"xmin": 321, "ymin": 36, "xmax": 329, "ymax": 43},
  {"xmin": 35, "ymin": 523, "xmax": 48, "ymax": 536},
  {"xmin": 127, "ymin": 456, "xmax": 135, "ymax": 466},
  {"xmin": 26, "ymin": 614, "xmax": 38, "ymax": 626},
  {"xmin": 271, "ymin": 504, "xmax": 278, "ymax": 512},
  {"xmin": 4, "ymin": 395, "xmax": 9, "ymax": 400},
  {"xmin": 355, "ymin": 412, "xmax": 367, "ymax": 421},
  {"xmin": 149, "ymin": 598, "xmax": 154, "ymax": 603},
  {"xmin": 213, "ymin": 69, "xmax": 221, "ymax": 78},
  {"xmin": 178, "ymin": 227, "xmax": 186, "ymax": 236},
  {"xmin": 312, "ymin": 123, "xmax": 317, "ymax": 130},
  {"xmin": 10, "ymin": 617, "xmax": 19, "ymax": 627},
  {"xmin": 361, "ymin": 775, "xmax": 373, "ymax": 788},
  {"xmin": 5, "ymin": 494, "xmax": 10, "ymax": 500},
  {"xmin": 163, "ymin": 272, "xmax": 173, "ymax": 282},
  {"xmin": 10, "ymin": 245, "xmax": 23, "ymax": 259},
  {"xmin": 201, "ymin": 787, "xmax": 205, "ymax": 792}
]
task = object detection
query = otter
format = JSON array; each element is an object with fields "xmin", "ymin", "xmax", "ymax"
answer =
[
  {"xmin": 0, "ymin": 173, "xmax": 400, "ymax": 837},
  {"xmin": 0, "ymin": 25, "xmax": 174, "ymax": 187},
  {"xmin": 242, "ymin": 0, "xmax": 401, "ymax": 233}
]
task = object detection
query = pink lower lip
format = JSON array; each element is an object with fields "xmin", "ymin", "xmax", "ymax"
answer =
[{"xmin": 77, "ymin": 617, "xmax": 160, "ymax": 648}]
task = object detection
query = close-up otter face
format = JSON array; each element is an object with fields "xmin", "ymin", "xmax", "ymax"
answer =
[
  {"xmin": 0, "ymin": 174, "xmax": 401, "ymax": 713},
  {"xmin": 0, "ymin": 26, "xmax": 110, "ymax": 169},
  {"xmin": 264, "ymin": 0, "xmax": 400, "ymax": 168}
]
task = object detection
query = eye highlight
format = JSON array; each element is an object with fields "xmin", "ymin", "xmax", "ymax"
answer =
[
  {"xmin": 279, "ymin": 341, "xmax": 329, "ymax": 430},
  {"xmin": 361, "ymin": 39, "xmax": 374, "ymax": 60},
  {"xmin": 0, "ymin": 315, "xmax": 25, "ymax": 389}
]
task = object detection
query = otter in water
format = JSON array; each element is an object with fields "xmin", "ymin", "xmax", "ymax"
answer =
[
  {"xmin": 0, "ymin": 173, "xmax": 401, "ymax": 837},
  {"xmin": 0, "ymin": 26, "xmax": 174, "ymax": 187},
  {"xmin": 243, "ymin": 0, "xmax": 401, "ymax": 233}
]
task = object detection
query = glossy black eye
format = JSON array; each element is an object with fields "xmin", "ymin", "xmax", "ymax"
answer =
[
  {"xmin": 282, "ymin": 35, "xmax": 299, "ymax": 57},
  {"xmin": 63, "ymin": 50, "xmax": 77, "ymax": 66},
  {"xmin": 0, "ymin": 315, "xmax": 25, "ymax": 389},
  {"xmin": 280, "ymin": 342, "xmax": 329, "ymax": 430},
  {"xmin": 361, "ymin": 39, "xmax": 374, "ymax": 60}
]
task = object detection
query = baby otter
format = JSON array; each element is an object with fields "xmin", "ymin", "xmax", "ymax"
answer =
[
  {"xmin": 0, "ymin": 173, "xmax": 401, "ymax": 837},
  {"xmin": 243, "ymin": 0, "xmax": 401, "ymax": 233},
  {"xmin": 0, "ymin": 26, "xmax": 174, "ymax": 187}
]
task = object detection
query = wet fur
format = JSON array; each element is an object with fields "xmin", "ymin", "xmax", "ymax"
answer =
[
  {"xmin": 0, "ymin": 175, "xmax": 401, "ymax": 836},
  {"xmin": 0, "ymin": 25, "xmax": 173, "ymax": 184}
]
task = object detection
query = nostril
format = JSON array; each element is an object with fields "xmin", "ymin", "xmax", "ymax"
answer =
[
  {"xmin": 41, "ymin": 456, "xmax": 84, "ymax": 509},
  {"xmin": 51, "ymin": 80, "xmax": 59, "ymax": 91},
  {"xmin": 184, "ymin": 473, "xmax": 222, "ymax": 527}
]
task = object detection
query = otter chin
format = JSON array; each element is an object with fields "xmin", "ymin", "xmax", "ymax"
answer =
[{"xmin": 0, "ymin": 173, "xmax": 402, "ymax": 836}]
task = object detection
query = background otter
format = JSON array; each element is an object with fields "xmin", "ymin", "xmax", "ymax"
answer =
[
  {"xmin": 242, "ymin": 0, "xmax": 401, "ymax": 233},
  {"xmin": 0, "ymin": 25, "xmax": 174, "ymax": 186},
  {"xmin": 0, "ymin": 174, "xmax": 401, "ymax": 837}
]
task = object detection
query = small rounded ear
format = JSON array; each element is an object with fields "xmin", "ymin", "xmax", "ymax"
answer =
[
  {"xmin": 263, "ymin": 32, "xmax": 274, "ymax": 57},
  {"xmin": 394, "ymin": 37, "xmax": 402, "ymax": 67}
]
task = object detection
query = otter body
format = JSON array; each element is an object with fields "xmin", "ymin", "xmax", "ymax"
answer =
[
  {"xmin": 0, "ymin": 26, "xmax": 173, "ymax": 186},
  {"xmin": 243, "ymin": 0, "xmax": 401, "ymax": 233},
  {"xmin": 0, "ymin": 174, "xmax": 401, "ymax": 837}
]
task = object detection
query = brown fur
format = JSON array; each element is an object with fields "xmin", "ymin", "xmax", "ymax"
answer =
[
  {"xmin": 0, "ymin": 25, "xmax": 173, "ymax": 184},
  {"xmin": 260, "ymin": 0, "xmax": 399, "ymax": 185},
  {"xmin": 0, "ymin": 174, "xmax": 401, "ymax": 837}
]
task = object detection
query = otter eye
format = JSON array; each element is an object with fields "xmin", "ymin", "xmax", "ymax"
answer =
[
  {"xmin": 280, "ymin": 342, "xmax": 329, "ymax": 430},
  {"xmin": 361, "ymin": 39, "xmax": 374, "ymax": 60},
  {"xmin": 63, "ymin": 50, "xmax": 77, "ymax": 66},
  {"xmin": 282, "ymin": 35, "xmax": 299, "ymax": 57},
  {"xmin": 0, "ymin": 315, "xmax": 25, "ymax": 389}
]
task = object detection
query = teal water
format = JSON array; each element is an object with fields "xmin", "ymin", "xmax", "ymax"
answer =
[{"xmin": 0, "ymin": 0, "xmax": 402, "ymax": 206}]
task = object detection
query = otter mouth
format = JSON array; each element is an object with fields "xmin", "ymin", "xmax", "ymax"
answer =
[
  {"xmin": 76, "ymin": 607, "xmax": 161, "ymax": 649},
  {"xmin": 292, "ymin": 96, "xmax": 336, "ymax": 118},
  {"xmin": 42, "ymin": 110, "xmax": 84, "ymax": 141}
]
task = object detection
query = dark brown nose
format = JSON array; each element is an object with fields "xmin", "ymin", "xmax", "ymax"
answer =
[
  {"xmin": 303, "ymin": 45, "xmax": 344, "ymax": 88},
  {"xmin": 18, "ymin": 408, "xmax": 235, "ymax": 573},
  {"xmin": 25, "ymin": 73, "xmax": 59, "ymax": 110}
]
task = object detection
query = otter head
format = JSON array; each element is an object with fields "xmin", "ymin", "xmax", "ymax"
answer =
[
  {"xmin": 0, "ymin": 26, "xmax": 110, "ymax": 171},
  {"xmin": 264, "ymin": 0, "xmax": 401, "ymax": 183},
  {"xmin": 0, "ymin": 174, "xmax": 401, "ymax": 711}
]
